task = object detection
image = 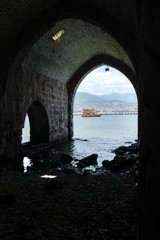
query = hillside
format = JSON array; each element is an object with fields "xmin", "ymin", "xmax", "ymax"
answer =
[
  {"xmin": 74, "ymin": 92, "xmax": 137, "ymax": 107},
  {"xmin": 73, "ymin": 92, "xmax": 137, "ymax": 114},
  {"xmin": 99, "ymin": 93, "xmax": 137, "ymax": 103},
  {"xmin": 74, "ymin": 92, "xmax": 105, "ymax": 108}
]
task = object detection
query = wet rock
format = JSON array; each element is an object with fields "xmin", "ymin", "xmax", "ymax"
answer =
[
  {"xmin": 51, "ymin": 161, "xmax": 62, "ymax": 168},
  {"xmin": 103, "ymin": 143, "xmax": 138, "ymax": 174},
  {"xmin": 103, "ymin": 156, "xmax": 136, "ymax": 173},
  {"xmin": 83, "ymin": 169, "xmax": 91, "ymax": 175},
  {"xmin": 79, "ymin": 154, "xmax": 98, "ymax": 167},
  {"xmin": 112, "ymin": 145, "xmax": 129, "ymax": 155},
  {"xmin": 127, "ymin": 160, "xmax": 139, "ymax": 183},
  {"xmin": 59, "ymin": 153, "xmax": 73, "ymax": 164},
  {"xmin": 27, "ymin": 152, "xmax": 40, "ymax": 160},
  {"xmin": 102, "ymin": 160, "xmax": 112, "ymax": 169},
  {"xmin": 92, "ymin": 167, "xmax": 109, "ymax": 175},
  {"xmin": 50, "ymin": 149, "xmax": 61, "ymax": 162},
  {"xmin": 77, "ymin": 162, "xmax": 85, "ymax": 169},
  {"xmin": 63, "ymin": 167, "xmax": 83, "ymax": 175},
  {"xmin": 75, "ymin": 138, "xmax": 88, "ymax": 141},
  {"xmin": 112, "ymin": 144, "xmax": 138, "ymax": 155},
  {"xmin": 47, "ymin": 167, "xmax": 63, "ymax": 174}
]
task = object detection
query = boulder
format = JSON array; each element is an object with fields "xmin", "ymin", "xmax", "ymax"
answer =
[
  {"xmin": 112, "ymin": 144, "xmax": 138, "ymax": 156},
  {"xmin": 59, "ymin": 153, "xmax": 73, "ymax": 164},
  {"xmin": 103, "ymin": 154, "xmax": 138, "ymax": 173},
  {"xmin": 77, "ymin": 162, "xmax": 85, "ymax": 169},
  {"xmin": 102, "ymin": 160, "xmax": 112, "ymax": 169},
  {"xmin": 79, "ymin": 154, "xmax": 98, "ymax": 167},
  {"xmin": 112, "ymin": 146, "xmax": 129, "ymax": 155},
  {"xmin": 83, "ymin": 169, "xmax": 91, "ymax": 175},
  {"xmin": 104, "ymin": 143, "xmax": 139, "ymax": 173}
]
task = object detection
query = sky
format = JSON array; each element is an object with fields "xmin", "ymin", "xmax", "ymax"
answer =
[{"xmin": 77, "ymin": 65, "xmax": 135, "ymax": 95}]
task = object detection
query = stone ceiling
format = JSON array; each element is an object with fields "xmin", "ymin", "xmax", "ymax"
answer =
[{"xmin": 23, "ymin": 18, "xmax": 132, "ymax": 83}]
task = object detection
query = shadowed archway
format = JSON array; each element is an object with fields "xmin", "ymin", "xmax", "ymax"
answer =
[
  {"xmin": 67, "ymin": 55, "xmax": 137, "ymax": 139},
  {"xmin": 27, "ymin": 101, "xmax": 49, "ymax": 144}
]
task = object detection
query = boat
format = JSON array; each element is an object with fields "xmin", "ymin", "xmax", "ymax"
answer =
[{"xmin": 82, "ymin": 109, "xmax": 101, "ymax": 117}]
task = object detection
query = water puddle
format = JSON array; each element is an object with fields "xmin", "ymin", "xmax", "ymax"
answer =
[{"xmin": 23, "ymin": 157, "xmax": 32, "ymax": 173}]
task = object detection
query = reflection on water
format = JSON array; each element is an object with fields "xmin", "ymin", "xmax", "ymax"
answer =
[
  {"xmin": 41, "ymin": 175, "xmax": 57, "ymax": 179},
  {"xmin": 23, "ymin": 157, "xmax": 32, "ymax": 172}
]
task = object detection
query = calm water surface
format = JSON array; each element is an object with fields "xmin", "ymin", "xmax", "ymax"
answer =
[{"xmin": 22, "ymin": 114, "xmax": 137, "ymax": 166}]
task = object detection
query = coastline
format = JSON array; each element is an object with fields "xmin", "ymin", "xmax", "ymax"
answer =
[{"xmin": 73, "ymin": 112, "xmax": 137, "ymax": 115}]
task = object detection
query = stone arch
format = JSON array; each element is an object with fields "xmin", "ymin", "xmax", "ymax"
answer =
[
  {"xmin": 4, "ymin": 2, "xmax": 137, "ymax": 95},
  {"xmin": 67, "ymin": 54, "xmax": 137, "ymax": 93},
  {"xmin": 27, "ymin": 100, "xmax": 49, "ymax": 144},
  {"xmin": 67, "ymin": 54, "xmax": 138, "ymax": 138},
  {"xmin": 3, "ymin": 7, "xmax": 138, "ymax": 151},
  {"xmin": 2, "ymin": 7, "xmax": 138, "ymax": 156}
]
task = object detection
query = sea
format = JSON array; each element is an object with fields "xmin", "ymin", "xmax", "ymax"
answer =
[{"xmin": 22, "ymin": 114, "xmax": 138, "ymax": 166}]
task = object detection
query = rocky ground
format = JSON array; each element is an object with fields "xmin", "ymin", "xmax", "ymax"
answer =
[{"xmin": 0, "ymin": 144, "xmax": 138, "ymax": 240}]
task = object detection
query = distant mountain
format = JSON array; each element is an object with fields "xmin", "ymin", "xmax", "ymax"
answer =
[
  {"xmin": 73, "ymin": 92, "xmax": 137, "ymax": 113},
  {"xmin": 99, "ymin": 93, "xmax": 137, "ymax": 103},
  {"xmin": 74, "ymin": 92, "xmax": 105, "ymax": 108},
  {"xmin": 74, "ymin": 92, "xmax": 137, "ymax": 108}
]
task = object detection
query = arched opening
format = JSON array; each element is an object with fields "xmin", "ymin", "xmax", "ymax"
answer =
[
  {"xmin": 23, "ymin": 101, "xmax": 49, "ymax": 144},
  {"xmin": 73, "ymin": 65, "xmax": 138, "ymax": 164}
]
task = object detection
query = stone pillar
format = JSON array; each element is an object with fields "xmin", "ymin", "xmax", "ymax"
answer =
[
  {"xmin": 0, "ymin": 112, "xmax": 22, "ymax": 161},
  {"xmin": 137, "ymin": 45, "xmax": 160, "ymax": 240},
  {"xmin": 67, "ymin": 91, "xmax": 74, "ymax": 139},
  {"xmin": 0, "ymin": 72, "xmax": 23, "ymax": 161},
  {"xmin": 0, "ymin": 64, "xmax": 70, "ymax": 162}
]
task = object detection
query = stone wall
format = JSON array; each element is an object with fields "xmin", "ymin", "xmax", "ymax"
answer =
[
  {"xmin": 0, "ymin": 64, "xmax": 69, "ymax": 160},
  {"xmin": 136, "ymin": 44, "xmax": 160, "ymax": 240}
]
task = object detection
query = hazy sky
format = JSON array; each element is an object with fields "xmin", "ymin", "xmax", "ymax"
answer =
[{"xmin": 77, "ymin": 65, "xmax": 135, "ymax": 95}]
